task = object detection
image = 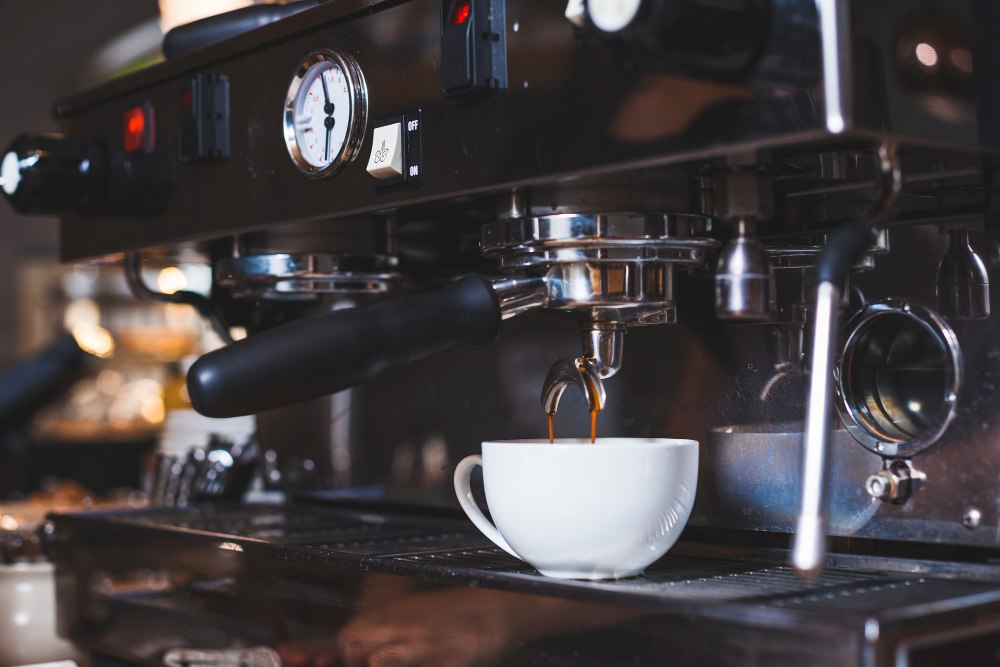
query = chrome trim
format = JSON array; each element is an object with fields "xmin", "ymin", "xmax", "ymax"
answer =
[
  {"xmin": 792, "ymin": 279, "xmax": 842, "ymax": 576},
  {"xmin": 792, "ymin": 142, "xmax": 902, "ymax": 577},
  {"xmin": 481, "ymin": 212, "xmax": 718, "ymax": 268},
  {"xmin": 216, "ymin": 253, "xmax": 401, "ymax": 298},
  {"xmin": 124, "ymin": 251, "xmax": 233, "ymax": 344},
  {"xmin": 541, "ymin": 357, "xmax": 606, "ymax": 416},
  {"xmin": 282, "ymin": 49, "xmax": 368, "ymax": 179},
  {"xmin": 815, "ymin": 0, "xmax": 851, "ymax": 134},
  {"xmin": 838, "ymin": 299, "xmax": 962, "ymax": 459}
]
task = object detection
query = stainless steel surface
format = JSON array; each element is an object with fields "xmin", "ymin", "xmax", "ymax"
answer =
[
  {"xmin": 9, "ymin": 0, "xmax": 1000, "ymax": 662},
  {"xmin": 815, "ymin": 0, "xmax": 852, "ymax": 134},
  {"xmin": 49, "ymin": 504, "xmax": 1000, "ymax": 667},
  {"xmin": 702, "ymin": 425, "xmax": 882, "ymax": 534},
  {"xmin": 10, "ymin": 0, "xmax": 995, "ymax": 542},
  {"xmin": 580, "ymin": 322, "xmax": 625, "ymax": 378},
  {"xmin": 838, "ymin": 299, "xmax": 962, "ymax": 458},
  {"xmin": 714, "ymin": 218, "xmax": 772, "ymax": 320},
  {"xmin": 490, "ymin": 274, "xmax": 547, "ymax": 319},
  {"xmin": 541, "ymin": 323, "xmax": 624, "ymax": 420},
  {"xmin": 792, "ymin": 279, "xmax": 842, "ymax": 575},
  {"xmin": 215, "ymin": 252, "xmax": 402, "ymax": 298},
  {"xmin": 793, "ymin": 142, "xmax": 903, "ymax": 576},
  {"xmin": 864, "ymin": 460, "xmax": 926, "ymax": 505},
  {"xmin": 22, "ymin": 0, "xmax": 998, "ymax": 553},
  {"xmin": 541, "ymin": 356, "xmax": 606, "ymax": 416},
  {"xmin": 282, "ymin": 49, "xmax": 368, "ymax": 178},
  {"xmin": 51, "ymin": 1, "xmax": 987, "ymax": 260},
  {"xmin": 480, "ymin": 213, "xmax": 717, "ymax": 268},
  {"xmin": 541, "ymin": 260, "xmax": 677, "ymax": 323},
  {"xmin": 936, "ymin": 228, "xmax": 990, "ymax": 320}
]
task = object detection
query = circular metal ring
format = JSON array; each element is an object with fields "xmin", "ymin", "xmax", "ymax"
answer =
[
  {"xmin": 481, "ymin": 212, "xmax": 719, "ymax": 261},
  {"xmin": 217, "ymin": 253, "xmax": 401, "ymax": 299},
  {"xmin": 283, "ymin": 49, "xmax": 368, "ymax": 179},
  {"xmin": 837, "ymin": 299, "xmax": 962, "ymax": 458}
]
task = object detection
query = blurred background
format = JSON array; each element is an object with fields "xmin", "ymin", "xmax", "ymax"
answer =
[
  {"xmin": 0, "ymin": 1, "xmax": 261, "ymax": 507},
  {"xmin": 0, "ymin": 8, "xmax": 267, "ymax": 662}
]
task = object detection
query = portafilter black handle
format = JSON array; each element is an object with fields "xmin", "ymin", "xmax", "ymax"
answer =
[{"xmin": 187, "ymin": 276, "xmax": 504, "ymax": 418}]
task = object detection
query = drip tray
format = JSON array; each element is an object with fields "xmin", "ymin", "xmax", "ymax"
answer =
[
  {"xmin": 79, "ymin": 504, "xmax": 1000, "ymax": 613},
  {"xmin": 54, "ymin": 504, "xmax": 1000, "ymax": 665}
]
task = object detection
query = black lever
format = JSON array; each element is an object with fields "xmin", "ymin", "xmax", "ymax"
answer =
[
  {"xmin": 163, "ymin": 1, "xmax": 322, "ymax": 60},
  {"xmin": 0, "ymin": 333, "xmax": 87, "ymax": 429},
  {"xmin": 187, "ymin": 276, "xmax": 503, "ymax": 418}
]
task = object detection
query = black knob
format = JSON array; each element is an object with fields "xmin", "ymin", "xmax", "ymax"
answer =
[
  {"xmin": 1, "ymin": 134, "xmax": 106, "ymax": 215},
  {"xmin": 2, "ymin": 133, "xmax": 176, "ymax": 217}
]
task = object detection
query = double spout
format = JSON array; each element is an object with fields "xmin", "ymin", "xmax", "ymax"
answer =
[{"xmin": 541, "ymin": 323, "xmax": 625, "ymax": 424}]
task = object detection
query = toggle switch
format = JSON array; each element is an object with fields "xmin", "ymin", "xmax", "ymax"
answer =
[{"xmin": 366, "ymin": 122, "xmax": 404, "ymax": 180}]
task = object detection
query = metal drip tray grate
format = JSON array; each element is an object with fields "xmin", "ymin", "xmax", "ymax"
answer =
[
  {"xmin": 761, "ymin": 577, "xmax": 1000, "ymax": 614},
  {"xmin": 391, "ymin": 547, "xmax": 893, "ymax": 603},
  {"xmin": 304, "ymin": 530, "xmax": 493, "ymax": 556},
  {"xmin": 80, "ymin": 505, "xmax": 1000, "ymax": 623},
  {"xmin": 117, "ymin": 506, "xmax": 479, "ymax": 546}
]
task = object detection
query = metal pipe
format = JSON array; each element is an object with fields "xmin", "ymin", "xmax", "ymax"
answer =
[
  {"xmin": 791, "ymin": 142, "xmax": 901, "ymax": 576},
  {"xmin": 491, "ymin": 275, "xmax": 547, "ymax": 319},
  {"xmin": 541, "ymin": 357, "xmax": 606, "ymax": 416},
  {"xmin": 791, "ymin": 280, "xmax": 841, "ymax": 575},
  {"xmin": 580, "ymin": 322, "xmax": 625, "ymax": 379},
  {"xmin": 124, "ymin": 251, "xmax": 233, "ymax": 344},
  {"xmin": 815, "ymin": 0, "xmax": 852, "ymax": 134}
]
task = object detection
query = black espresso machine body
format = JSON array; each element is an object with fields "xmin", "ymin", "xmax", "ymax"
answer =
[{"xmin": 8, "ymin": 0, "xmax": 1000, "ymax": 664}]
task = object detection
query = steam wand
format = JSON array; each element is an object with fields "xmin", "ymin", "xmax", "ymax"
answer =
[{"xmin": 792, "ymin": 142, "xmax": 901, "ymax": 577}]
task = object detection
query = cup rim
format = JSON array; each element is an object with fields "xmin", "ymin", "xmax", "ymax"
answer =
[{"xmin": 482, "ymin": 437, "xmax": 698, "ymax": 448}]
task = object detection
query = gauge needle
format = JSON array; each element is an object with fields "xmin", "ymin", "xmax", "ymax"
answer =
[
  {"xmin": 325, "ymin": 123, "xmax": 332, "ymax": 162},
  {"xmin": 321, "ymin": 71, "xmax": 334, "ymax": 115}
]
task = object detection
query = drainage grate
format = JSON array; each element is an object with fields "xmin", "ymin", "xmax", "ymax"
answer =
[
  {"xmin": 388, "ymin": 547, "xmax": 891, "ymax": 602},
  {"xmin": 304, "ymin": 530, "xmax": 492, "ymax": 556},
  {"xmin": 395, "ymin": 547, "xmax": 535, "ymax": 573},
  {"xmin": 94, "ymin": 505, "xmax": 1000, "ymax": 622},
  {"xmin": 762, "ymin": 577, "xmax": 1000, "ymax": 614}
]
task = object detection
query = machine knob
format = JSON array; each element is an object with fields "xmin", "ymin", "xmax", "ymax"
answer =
[
  {"xmin": 0, "ymin": 134, "xmax": 106, "ymax": 215},
  {"xmin": 583, "ymin": 0, "xmax": 771, "ymax": 79}
]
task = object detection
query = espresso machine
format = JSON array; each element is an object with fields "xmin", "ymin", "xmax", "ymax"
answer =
[{"xmin": 5, "ymin": 0, "xmax": 1000, "ymax": 664}]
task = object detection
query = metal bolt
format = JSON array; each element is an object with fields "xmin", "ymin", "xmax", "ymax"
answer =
[
  {"xmin": 962, "ymin": 508, "xmax": 982, "ymax": 530},
  {"xmin": 865, "ymin": 473, "xmax": 893, "ymax": 500}
]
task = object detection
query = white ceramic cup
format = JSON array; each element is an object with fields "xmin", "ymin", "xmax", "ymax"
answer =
[{"xmin": 454, "ymin": 438, "xmax": 699, "ymax": 580}]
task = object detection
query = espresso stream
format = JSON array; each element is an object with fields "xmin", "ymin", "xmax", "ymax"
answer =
[{"xmin": 547, "ymin": 410, "xmax": 598, "ymax": 444}]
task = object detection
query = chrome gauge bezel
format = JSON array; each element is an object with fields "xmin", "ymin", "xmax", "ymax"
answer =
[
  {"xmin": 283, "ymin": 49, "xmax": 368, "ymax": 178},
  {"xmin": 836, "ymin": 299, "xmax": 962, "ymax": 459}
]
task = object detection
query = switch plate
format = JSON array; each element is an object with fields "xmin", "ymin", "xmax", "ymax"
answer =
[
  {"xmin": 371, "ymin": 110, "xmax": 423, "ymax": 190},
  {"xmin": 367, "ymin": 123, "xmax": 404, "ymax": 180}
]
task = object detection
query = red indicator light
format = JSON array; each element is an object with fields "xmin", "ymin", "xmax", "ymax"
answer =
[
  {"xmin": 123, "ymin": 106, "xmax": 150, "ymax": 154},
  {"xmin": 450, "ymin": 0, "xmax": 471, "ymax": 26},
  {"xmin": 180, "ymin": 88, "xmax": 193, "ymax": 110}
]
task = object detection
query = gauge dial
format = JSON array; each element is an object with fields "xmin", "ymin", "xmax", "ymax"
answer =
[{"xmin": 284, "ymin": 50, "xmax": 367, "ymax": 177}]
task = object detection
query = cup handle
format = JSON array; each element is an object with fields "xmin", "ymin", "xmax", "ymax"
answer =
[{"xmin": 453, "ymin": 455, "xmax": 521, "ymax": 560}]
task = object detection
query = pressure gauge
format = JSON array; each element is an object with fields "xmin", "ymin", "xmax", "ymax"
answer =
[{"xmin": 283, "ymin": 50, "xmax": 367, "ymax": 178}]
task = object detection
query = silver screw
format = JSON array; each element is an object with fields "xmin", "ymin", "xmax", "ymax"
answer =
[
  {"xmin": 866, "ymin": 473, "xmax": 892, "ymax": 500},
  {"xmin": 962, "ymin": 508, "xmax": 982, "ymax": 530}
]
